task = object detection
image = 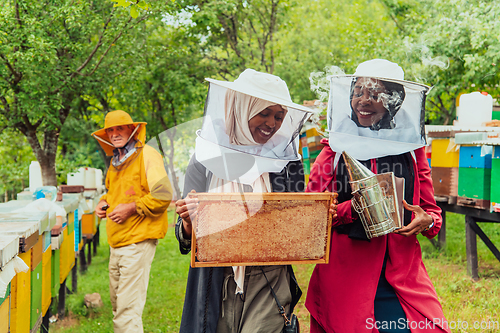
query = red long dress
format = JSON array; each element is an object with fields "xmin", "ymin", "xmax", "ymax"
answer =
[{"xmin": 305, "ymin": 139, "xmax": 450, "ymax": 333}]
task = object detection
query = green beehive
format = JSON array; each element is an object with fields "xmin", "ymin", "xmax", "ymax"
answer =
[
  {"xmin": 51, "ymin": 248, "xmax": 60, "ymax": 297},
  {"xmin": 303, "ymin": 158, "xmax": 311, "ymax": 175},
  {"xmin": 310, "ymin": 149, "xmax": 321, "ymax": 161},
  {"xmin": 490, "ymin": 159, "xmax": 500, "ymax": 207},
  {"xmin": 31, "ymin": 262, "xmax": 43, "ymax": 330},
  {"xmin": 458, "ymin": 167, "xmax": 491, "ymax": 199}
]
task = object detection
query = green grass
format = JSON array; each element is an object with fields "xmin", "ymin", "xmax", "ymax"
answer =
[
  {"xmin": 51, "ymin": 209, "xmax": 190, "ymax": 333},
  {"xmin": 417, "ymin": 213, "xmax": 500, "ymax": 332},
  {"xmin": 50, "ymin": 211, "xmax": 500, "ymax": 333}
]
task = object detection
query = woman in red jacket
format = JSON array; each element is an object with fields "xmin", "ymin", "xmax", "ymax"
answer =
[{"xmin": 305, "ymin": 59, "xmax": 450, "ymax": 333}]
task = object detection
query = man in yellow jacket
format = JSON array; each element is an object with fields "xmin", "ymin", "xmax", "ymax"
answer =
[{"xmin": 93, "ymin": 110, "xmax": 172, "ymax": 333}]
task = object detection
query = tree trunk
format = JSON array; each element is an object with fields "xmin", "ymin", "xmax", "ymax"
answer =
[
  {"xmin": 40, "ymin": 157, "xmax": 58, "ymax": 186},
  {"xmin": 156, "ymin": 106, "xmax": 182, "ymax": 201},
  {"xmin": 24, "ymin": 128, "xmax": 59, "ymax": 186}
]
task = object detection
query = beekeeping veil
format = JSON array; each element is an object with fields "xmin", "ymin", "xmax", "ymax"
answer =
[
  {"xmin": 196, "ymin": 69, "xmax": 314, "ymax": 184},
  {"xmin": 327, "ymin": 59, "xmax": 430, "ymax": 160}
]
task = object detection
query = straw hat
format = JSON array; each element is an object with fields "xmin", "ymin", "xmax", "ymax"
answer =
[
  {"xmin": 92, "ymin": 110, "xmax": 147, "ymax": 156},
  {"xmin": 206, "ymin": 69, "xmax": 313, "ymax": 113}
]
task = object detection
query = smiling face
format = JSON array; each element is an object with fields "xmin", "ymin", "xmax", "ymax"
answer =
[
  {"xmin": 105, "ymin": 125, "xmax": 134, "ymax": 148},
  {"xmin": 351, "ymin": 78, "xmax": 388, "ymax": 128},
  {"xmin": 248, "ymin": 105, "xmax": 287, "ymax": 144}
]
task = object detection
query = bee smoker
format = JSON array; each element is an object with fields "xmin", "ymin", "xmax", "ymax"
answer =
[{"xmin": 342, "ymin": 151, "xmax": 397, "ymax": 239}]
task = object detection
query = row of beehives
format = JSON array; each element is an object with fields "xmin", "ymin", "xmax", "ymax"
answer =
[
  {"xmin": 0, "ymin": 190, "xmax": 101, "ymax": 333},
  {"xmin": 428, "ymin": 129, "xmax": 500, "ymax": 212}
]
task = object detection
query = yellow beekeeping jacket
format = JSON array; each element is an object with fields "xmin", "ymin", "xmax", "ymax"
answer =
[{"xmin": 101, "ymin": 144, "xmax": 172, "ymax": 248}]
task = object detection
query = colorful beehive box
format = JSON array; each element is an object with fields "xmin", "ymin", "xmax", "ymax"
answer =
[
  {"xmin": 303, "ymin": 159, "xmax": 311, "ymax": 175},
  {"xmin": 431, "ymin": 167, "xmax": 459, "ymax": 199},
  {"xmin": 51, "ymin": 249, "xmax": 60, "ymax": 298},
  {"xmin": 30, "ymin": 262, "xmax": 42, "ymax": 331},
  {"xmin": 67, "ymin": 211, "xmax": 74, "ymax": 234},
  {"xmin": 57, "ymin": 195, "xmax": 80, "ymax": 252},
  {"xmin": 0, "ymin": 294, "xmax": 9, "ymax": 333},
  {"xmin": 10, "ymin": 251, "xmax": 31, "ymax": 333},
  {"xmin": 82, "ymin": 212, "xmax": 97, "ymax": 237},
  {"xmin": 31, "ymin": 235, "xmax": 43, "ymax": 271},
  {"xmin": 431, "ymin": 139, "xmax": 460, "ymax": 167},
  {"xmin": 0, "ymin": 282, "xmax": 10, "ymax": 307},
  {"xmin": 300, "ymin": 126, "xmax": 325, "ymax": 184},
  {"xmin": 494, "ymin": 146, "xmax": 500, "ymax": 159},
  {"xmin": 490, "ymin": 158, "xmax": 500, "ymax": 212},
  {"xmin": 302, "ymin": 146, "xmax": 309, "ymax": 159},
  {"xmin": 60, "ymin": 229, "xmax": 75, "ymax": 284},
  {"xmin": 457, "ymin": 167, "xmax": 491, "ymax": 210},
  {"xmin": 41, "ymin": 243, "xmax": 51, "ymax": 317},
  {"xmin": 0, "ymin": 282, "xmax": 10, "ymax": 333},
  {"xmin": 459, "ymin": 145, "xmax": 492, "ymax": 169},
  {"xmin": 29, "ymin": 235, "xmax": 43, "ymax": 331},
  {"xmin": 74, "ymin": 209, "xmax": 83, "ymax": 252},
  {"xmin": 61, "ymin": 210, "xmax": 76, "ymax": 282}
]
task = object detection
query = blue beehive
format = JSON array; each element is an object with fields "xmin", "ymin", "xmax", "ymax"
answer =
[
  {"xmin": 458, "ymin": 145, "xmax": 492, "ymax": 169},
  {"xmin": 302, "ymin": 146, "xmax": 309, "ymax": 159}
]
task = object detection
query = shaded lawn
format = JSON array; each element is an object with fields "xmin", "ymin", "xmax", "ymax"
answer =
[
  {"xmin": 52, "ymin": 212, "xmax": 500, "ymax": 332},
  {"xmin": 51, "ymin": 209, "xmax": 190, "ymax": 333}
]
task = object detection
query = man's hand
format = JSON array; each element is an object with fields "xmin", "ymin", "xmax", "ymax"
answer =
[
  {"xmin": 107, "ymin": 202, "xmax": 137, "ymax": 224},
  {"xmin": 175, "ymin": 190, "xmax": 198, "ymax": 238},
  {"xmin": 96, "ymin": 200, "xmax": 109, "ymax": 219},
  {"xmin": 393, "ymin": 200, "xmax": 433, "ymax": 237}
]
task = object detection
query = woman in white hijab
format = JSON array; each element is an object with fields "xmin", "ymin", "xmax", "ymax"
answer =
[{"xmin": 175, "ymin": 69, "xmax": 313, "ymax": 333}]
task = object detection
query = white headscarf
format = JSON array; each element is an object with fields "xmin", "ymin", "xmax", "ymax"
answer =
[{"xmin": 225, "ymin": 89, "xmax": 281, "ymax": 146}]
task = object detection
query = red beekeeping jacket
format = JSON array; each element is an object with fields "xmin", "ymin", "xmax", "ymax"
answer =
[{"xmin": 305, "ymin": 139, "xmax": 450, "ymax": 333}]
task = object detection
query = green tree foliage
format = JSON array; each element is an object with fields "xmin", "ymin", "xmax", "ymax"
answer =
[
  {"xmin": 172, "ymin": 0, "xmax": 399, "ymax": 103},
  {"xmin": 176, "ymin": 0, "xmax": 292, "ymax": 78},
  {"xmin": 275, "ymin": 0, "xmax": 397, "ymax": 103},
  {"xmin": 0, "ymin": 130, "xmax": 35, "ymax": 201},
  {"xmin": 57, "ymin": 116, "xmax": 106, "ymax": 183},
  {"xmin": 380, "ymin": 0, "xmax": 500, "ymax": 124},
  {"xmin": 112, "ymin": 0, "xmax": 151, "ymax": 19},
  {"xmin": 0, "ymin": 0, "xmax": 149, "ymax": 185},
  {"xmin": 107, "ymin": 14, "xmax": 209, "ymax": 198}
]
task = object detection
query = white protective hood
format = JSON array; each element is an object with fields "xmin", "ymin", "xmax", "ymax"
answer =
[
  {"xmin": 327, "ymin": 59, "xmax": 430, "ymax": 160},
  {"xmin": 196, "ymin": 70, "xmax": 313, "ymax": 184}
]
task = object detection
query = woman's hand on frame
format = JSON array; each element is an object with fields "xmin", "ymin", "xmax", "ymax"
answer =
[{"xmin": 175, "ymin": 190, "xmax": 199, "ymax": 237}]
